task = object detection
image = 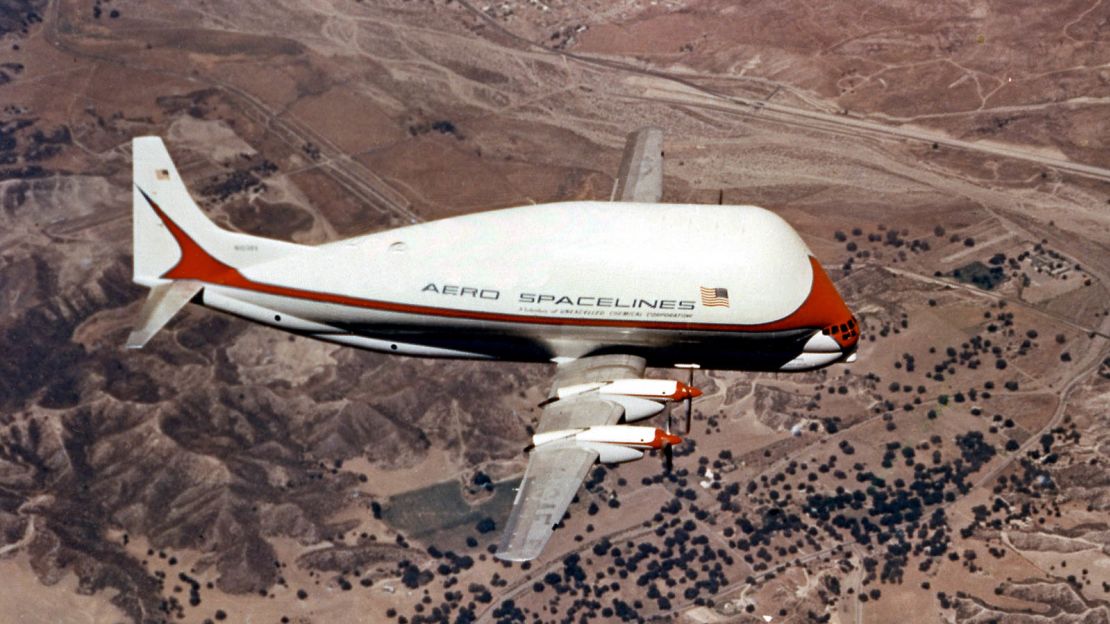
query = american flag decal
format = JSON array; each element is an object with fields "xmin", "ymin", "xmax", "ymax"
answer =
[{"xmin": 700, "ymin": 287, "xmax": 730, "ymax": 308}]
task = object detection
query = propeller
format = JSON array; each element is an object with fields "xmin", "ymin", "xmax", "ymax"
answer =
[
  {"xmin": 661, "ymin": 370, "xmax": 701, "ymax": 473},
  {"xmin": 663, "ymin": 409, "xmax": 674, "ymax": 473},
  {"xmin": 684, "ymin": 367, "xmax": 694, "ymax": 434}
]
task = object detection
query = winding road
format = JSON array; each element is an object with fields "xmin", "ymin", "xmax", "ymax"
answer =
[{"xmin": 457, "ymin": 0, "xmax": 1110, "ymax": 184}]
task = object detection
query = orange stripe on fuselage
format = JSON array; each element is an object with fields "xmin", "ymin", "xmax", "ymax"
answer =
[{"xmin": 141, "ymin": 189, "xmax": 855, "ymax": 336}]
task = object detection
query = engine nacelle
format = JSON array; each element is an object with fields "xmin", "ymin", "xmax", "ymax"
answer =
[
  {"xmin": 555, "ymin": 378, "xmax": 701, "ymax": 402},
  {"xmin": 576, "ymin": 441, "xmax": 644, "ymax": 464},
  {"xmin": 603, "ymin": 394, "xmax": 664, "ymax": 422},
  {"xmin": 531, "ymin": 425, "xmax": 679, "ymax": 464}
]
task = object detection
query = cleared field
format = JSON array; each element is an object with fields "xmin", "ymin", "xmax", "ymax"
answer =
[{"xmin": 382, "ymin": 477, "xmax": 522, "ymax": 549}]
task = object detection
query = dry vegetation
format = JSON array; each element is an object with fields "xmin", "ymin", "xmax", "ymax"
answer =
[{"xmin": 0, "ymin": 0, "xmax": 1107, "ymax": 622}]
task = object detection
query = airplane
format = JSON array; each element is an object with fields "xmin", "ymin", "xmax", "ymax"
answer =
[{"xmin": 125, "ymin": 128, "xmax": 860, "ymax": 561}]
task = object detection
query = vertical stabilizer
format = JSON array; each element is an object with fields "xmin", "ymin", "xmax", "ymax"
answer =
[{"xmin": 131, "ymin": 136, "xmax": 303, "ymax": 287}]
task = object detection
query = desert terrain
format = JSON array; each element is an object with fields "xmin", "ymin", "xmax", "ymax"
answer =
[{"xmin": 0, "ymin": 0, "xmax": 1108, "ymax": 622}]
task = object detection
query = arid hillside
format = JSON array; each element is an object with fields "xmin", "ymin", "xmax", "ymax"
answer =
[{"xmin": 0, "ymin": 0, "xmax": 1107, "ymax": 622}]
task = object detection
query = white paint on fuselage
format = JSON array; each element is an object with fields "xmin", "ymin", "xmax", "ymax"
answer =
[{"xmin": 238, "ymin": 202, "xmax": 814, "ymax": 327}]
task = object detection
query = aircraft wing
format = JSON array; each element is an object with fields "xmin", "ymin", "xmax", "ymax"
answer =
[
  {"xmin": 611, "ymin": 127, "xmax": 664, "ymax": 203},
  {"xmin": 495, "ymin": 442, "xmax": 598, "ymax": 561},
  {"xmin": 496, "ymin": 355, "xmax": 648, "ymax": 560}
]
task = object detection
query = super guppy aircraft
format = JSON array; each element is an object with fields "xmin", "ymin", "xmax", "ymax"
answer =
[{"xmin": 126, "ymin": 129, "xmax": 860, "ymax": 561}]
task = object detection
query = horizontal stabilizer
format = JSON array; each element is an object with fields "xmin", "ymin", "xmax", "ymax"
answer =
[
  {"xmin": 612, "ymin": 127, "xmax": 663, "ymax": 203},
  {"xmin": 126, "ymin": 280, "xmax": 203, "ymax": 349}
]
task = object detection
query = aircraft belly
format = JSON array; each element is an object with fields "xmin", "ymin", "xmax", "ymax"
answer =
[{"xmin": 356, "ymin": 323, "xmax": 816, "ymax": 370}]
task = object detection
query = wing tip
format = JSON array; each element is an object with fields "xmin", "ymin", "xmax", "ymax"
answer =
[
  {"xmin": 125, "ymin": 330, "xmax": 152, "ymax": 349},
  {"xmin": 613, "ymin": 127, "xmax": 664, "ymax": 203},
  {"xmin": 493, "ymin": 550, "xmax": 535, "ymax": 563}
]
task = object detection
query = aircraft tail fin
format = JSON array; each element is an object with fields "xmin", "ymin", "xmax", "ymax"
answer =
[
  {"xmin": 129, "ymin": 136, "xmax": 306, "ymax": 347},
  {"xmin": 132, "ymin": 136, "xmax": 303, "ymax": 285}
]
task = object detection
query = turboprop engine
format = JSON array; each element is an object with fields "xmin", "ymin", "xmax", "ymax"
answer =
[
  {"xmin": 531, "ymin": 425, "xmax": 682, "ymax": 464},
  {"xmin": 547, "ymin": 378, "xmax": 702, "ymax": 422}
]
